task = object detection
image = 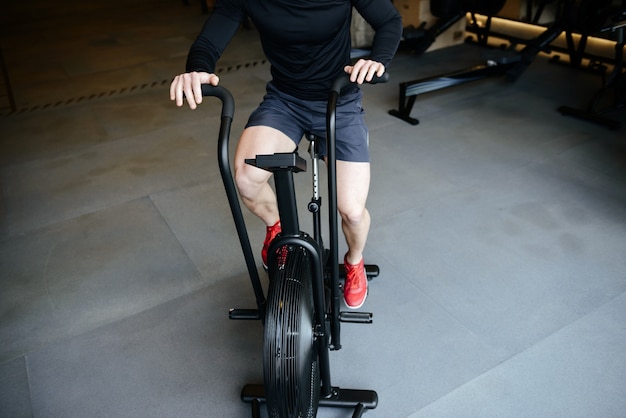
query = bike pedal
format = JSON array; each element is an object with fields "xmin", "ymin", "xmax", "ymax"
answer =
[{"xmin": 339, "ymin": 311, "xmax": 373, "ymax": 324}]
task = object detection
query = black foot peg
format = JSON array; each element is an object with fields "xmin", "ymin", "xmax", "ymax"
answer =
[
  {"xmin": 229, "ymin": 308, "xmax": 261, "ymax": 320},
  {"xmin": 339, "ymin": 311, "xmax": 373, "ymax": 324}
]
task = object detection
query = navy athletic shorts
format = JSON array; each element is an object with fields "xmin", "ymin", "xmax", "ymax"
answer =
[{"xmin": 245, "ymin": 82, "xmax": 370, "ymax": 162}]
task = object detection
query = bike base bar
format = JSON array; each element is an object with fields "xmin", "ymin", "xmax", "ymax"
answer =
[{"xmin": 241, "ymin": 383, "xmax": 378, "ymax": 412}]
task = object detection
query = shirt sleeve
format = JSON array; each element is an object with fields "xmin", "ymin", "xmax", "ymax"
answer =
[
  {"xmin": 352, "ymin": 0, "xmax": 403, "ymax": 67},
  {"xmin": 185, "ymin": 0, "xmax": 246, "ymax": 73}
]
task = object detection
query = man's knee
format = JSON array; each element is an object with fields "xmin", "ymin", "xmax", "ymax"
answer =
[
  {"xmin": 339, "ymin": 204, "xmax": 368, "ymax": 227},
  {"xmin": 235, "ymin": 163, "xmax": 264, "ymax": 201}
]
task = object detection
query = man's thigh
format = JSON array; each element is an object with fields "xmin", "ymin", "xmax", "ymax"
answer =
[{"xmin": 234, "ymin": 126, "xmax": 298, "ymax": 182}]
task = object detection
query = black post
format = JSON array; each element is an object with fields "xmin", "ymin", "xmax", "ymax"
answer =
[
  {"xmin": 272, "ymin": 170, "xmax": 300, "ymax": 236},
  {"xmin": 207, "ymin": 85, "xmax": 267, "ymax": 318}
]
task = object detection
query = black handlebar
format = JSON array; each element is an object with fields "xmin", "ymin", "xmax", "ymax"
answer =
[
  {"xmin": 330, "ymin": 72, "xmax": 390, "ymax": 94},
  {"xmin": 198, "ymin": 84, "xmax": 235, "ymax": 119},
  {"xmin": 326, "ymin": 71, "xmax": 388, "ymax": 348}
]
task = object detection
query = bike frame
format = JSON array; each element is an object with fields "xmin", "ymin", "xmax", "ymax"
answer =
[{"xmin": 203, "ymin": 74, "xmax": 386, "ymax": 416}]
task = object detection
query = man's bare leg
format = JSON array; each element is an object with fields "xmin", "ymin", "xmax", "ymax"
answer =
[{"xmin": 336, "ymin": 160, "xmax": 371, "ymax": 264}]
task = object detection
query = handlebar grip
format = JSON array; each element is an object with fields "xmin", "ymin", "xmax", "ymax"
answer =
[
  {"xmin": 330, "ymin": 72, "xmax": 390, "ymax": 94},
  {"xmin": 199, "ymin": 84, "xmax": 235, "ymax": 119}
]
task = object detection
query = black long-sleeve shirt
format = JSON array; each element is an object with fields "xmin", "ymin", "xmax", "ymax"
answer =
[{"xmin": 186, "ymin": 0, "xmax": 402, "ymax": 100}]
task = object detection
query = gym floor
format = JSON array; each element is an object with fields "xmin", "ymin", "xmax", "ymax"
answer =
[{"xmin": 1, "ymin": 1, "xmax": 625, "ymax": 417}]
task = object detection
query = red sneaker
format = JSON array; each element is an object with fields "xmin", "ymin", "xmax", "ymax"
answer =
[
  {"xmin": 343, "ymin": 255, "xmax": 368, "ymax": 309},
  {"xmin": 262, "ymin": 221, "xmax": 281, "ymax": 269}
]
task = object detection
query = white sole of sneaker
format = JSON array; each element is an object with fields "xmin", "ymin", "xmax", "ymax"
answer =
[{"xmin": 343, "ymin": 287, "xmax": 369, "ymax": 310}]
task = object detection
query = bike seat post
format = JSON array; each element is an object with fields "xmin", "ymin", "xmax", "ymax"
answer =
[
  {"xmin": 307, "ymin": 133, "xmax": 321, "ymax": 203},
  {"xmin": 273, "ymin": 168, "xmax": 300, "ymax": 236},
  {"xmin": 306, "ymin": 133, "xmax": 323, "ymax": 246}
]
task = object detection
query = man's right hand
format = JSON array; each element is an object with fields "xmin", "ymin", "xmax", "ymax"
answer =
[{"xmin": 170, "ymin": 71, "xmax": 220, "ymax": 109}]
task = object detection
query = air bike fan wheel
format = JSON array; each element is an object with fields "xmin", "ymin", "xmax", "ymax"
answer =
[{"xmin": 264, "ymin": 245, "xmax": 320, "ymax": 418}]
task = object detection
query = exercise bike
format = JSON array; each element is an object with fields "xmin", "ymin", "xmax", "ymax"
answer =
[{"xmin": 199, "ymin": 73, "xmax": 387, "ymax": 417}]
